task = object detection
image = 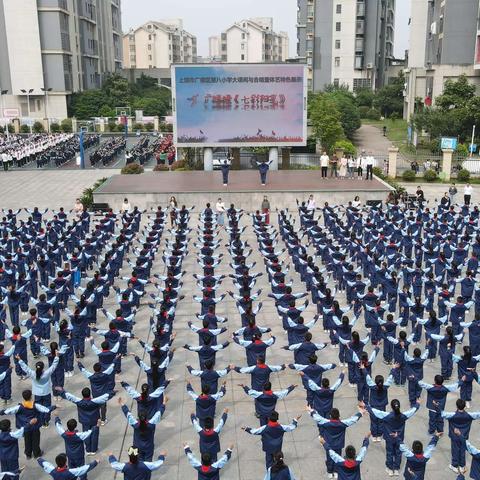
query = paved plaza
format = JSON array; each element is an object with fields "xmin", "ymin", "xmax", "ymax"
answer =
[{"xmin": 0, "ymin": 172, "xmax": 478, "ymax": 480}]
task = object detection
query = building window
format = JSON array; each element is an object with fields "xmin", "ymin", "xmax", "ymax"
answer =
[
  {"xmin": 333, "ymin": 78, "xmax": 339, "ymax": 86},
  {"xmin": 241, "ymin": 43, "xmax": 245, "ymax": 50},
  {"xmin": 148, "ymin": 55, "xmax": 152, "ymax": 60},
  {"xmin": 148, "ymin": 34, "xmax": 152, "ymax": 40},
  {"xmin": 334, "ymin": 57, "xmax": 340, "ymax": 67},
  {"xmin": 241, "ymin": 54, "xmax": 245, "ymax": 60},
  {"xmin": 148, "ymin": 44, "xmax": 151, "ymax": 50},
  {"xmin": 336, "ymin": 4, "xmax": 341, "ymax": 14},
  {"xmin": 354, "ymin": 55, "xmax": 363, "ymax": 69},
  {"xmin": 335, "ymin": 39, "xmax": 341, "ymax": 49},
  {"xmin": 336, "ymin": 22, "xmax": 341, "ymax": 32},
  {"xmin": 241, "ymin": 33, "xmax": 246, "ymax": 39}
]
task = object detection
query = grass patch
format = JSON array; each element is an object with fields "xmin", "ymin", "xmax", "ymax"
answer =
[{"xmin": 362, "ymin": 119, "xmax": 408, "ymax": 144}]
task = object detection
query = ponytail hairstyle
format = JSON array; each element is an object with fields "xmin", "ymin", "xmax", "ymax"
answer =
[
  {"xmin": 375, "ymin": 375, "xmax": 384, "ymax": 392},
  {"xmin": 138, "ymin": 414, "xmax": 149, "ymax": 437},
  {"xmin": 429, "ymin": 310, "xmax": 438, "ymax": 326},
  {"xmin": 391, "ymin": 399, "xmax": 401, "ymax": 416},
  {"xmin": 140, "ymin": 383, "xmax": 149, "ymax": 401},
  {"xmin": 446, "ymin": 326, "xmax": 454, "ymax": 348},
  {"xmin": 351, "ymin": 331, "xmax": 360, "ymax": 345},
  {"xmin": 270, "ymin": 451, "xmax": 288, "ymax": 474},
  {"xmin": 463, "ymin": 345, "xmax": 472, "ymax": 363},
  {"xmin": 50, "ymin": 341, "xmax": 58, "ymax": 357},
  {"xmin": 151, "ymin": 359, "xmax": 160, "ymax": 389},
  {"xmin": 35, "ymin": 361, "xmax": 45, "ymax": 380},
  {"xmin": 128, "ymin": 446, "xmax": 139, "ymax": 464},
  {"xmin": 342, "ymin": 315, "xmax": 350, "ymax": 328}
]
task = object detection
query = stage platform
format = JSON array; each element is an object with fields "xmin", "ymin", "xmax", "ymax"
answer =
[{"xmin": 93, "ymin": 170, "xmax": 392, "ymax": 211}]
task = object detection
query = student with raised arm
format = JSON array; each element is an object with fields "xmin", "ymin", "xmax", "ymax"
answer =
[
  {"xmin": 319, "ymin": 433, "xmax": 371, "ymax": 480},
  {"xmin": 183, "ymin": 441, "xmax": 233, "ymax": 480},
  {"xmin": 239, "ymin": 381, "xmax": 297, "ymax": 425},
  {"xmin": 441, "ymin": 398, "xmax": 480, "ymax": 474},
  {"xmin": 308, "ymin": 405, "xmax": 365, "ymax": 478},
  {"xmin": 299, "ymin": 370, "xmax": 345, "ymax": 417},
  {"xmin": 54, "ymin": 417, "xmax": 94, "ymax": 480},
  {"xmin": 399, "ymin": 433, "xmax": 442, "ymax": 480},
  {"xmin": 187, "ymin": 381, "xmax": 226, "ymax": 428},
  {"xmin": 37, "ymin": 453, "xmax": 98, "ymax": 480},
  {"xmin": 108, "ymin": 446, "xmax": 166, "ymax": 480},
  {"xmin": 190, "ymin": 408, "xmax": 228, "ymax": 463},
  {"xmin": 242, "ymin": 411, "xmax": 300, "ymax": 469},
  {"xmin": 366, "ymin": 399, "xmax": 420, "ymax": 477}
]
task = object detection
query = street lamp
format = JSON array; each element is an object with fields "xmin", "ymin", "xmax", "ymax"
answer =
[
  {"xmin": 20, "ymin": 88, "xmax": 34, "ymax": 133},
  {"xmin": 41, "ymin": 87, "xmax": 52, "ymax": 133},
  {"xmin": 0, "ymin": 89, "xmax": 9, "ymax": 139}
]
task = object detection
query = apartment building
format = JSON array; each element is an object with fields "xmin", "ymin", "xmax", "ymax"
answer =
[
  {"xmin": 218, "ymin": 18, "xmax": 289, "ymax": 63},
  {"xmin": 404, "ymin": 0, "xmax": 480, "ymax": 119},
  {"xmin": 0, "ymin": 0, "xmax": 122, "ymax": 120},
  {"xmin": 123, "ymin": 19, "xmax": 197, "ymax": 69},
  {"xmin": 296, "ymin": 0, "xmax": 395, "ymax": 91}
]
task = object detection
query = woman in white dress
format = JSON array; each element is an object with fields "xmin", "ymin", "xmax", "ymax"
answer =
[
  {"xmin": 215, "ymin": 197, "xmax": 226, "ymax": 227},
  {"xmin": 339, "ymin": 156, "xmax": 348, "ymax": 178}
]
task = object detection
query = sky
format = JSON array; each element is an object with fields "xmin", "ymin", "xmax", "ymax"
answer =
[{"xmin": 122, "ymin": 0, "xmax": 411, "ymax": 59}]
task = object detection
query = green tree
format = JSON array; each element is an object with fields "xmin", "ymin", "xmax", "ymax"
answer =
[
  {"xmin": 309, "ymin": 93, "xmax": 345, "ymax": 153},
  {"xmin": 70, "ymin": 90, "xmax": 110, "ymax": 119},
  {"xmin": 324, "ymin": 90, "xmax": 361, "ymax": 139},
  {"xmin": 435, "ymin": 75, "xmax": 476, "ymax": 111},
  {"xmin": 355, "ymin": 88, "xmax": 375, "ymax": 108},
  {"xmin": 373, "ymin": 72, "xmax": 405, "ymax": 118}
]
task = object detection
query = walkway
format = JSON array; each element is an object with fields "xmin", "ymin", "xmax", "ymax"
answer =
[{"xmin": 353, "ymin": 124, "xmax": 393, "ymax": 155}]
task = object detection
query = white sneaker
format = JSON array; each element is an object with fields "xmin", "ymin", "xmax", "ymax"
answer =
[
  {"xmin": 448, "ymin": 465, "xmax": 459, "ymax": 473},
  {"xmin": 386, "ymin": 469, "xmax": 394, "ymax": 477},
  {"xmin": 466, "ymin": 402, "xmax": 471, "ymax": 409},
  {"xmin": 394, "ymin": 471, "xmax": 400, "ymax": 476},
  {"xmin": 327, "ymin": 474, "xmax": 334, "ymax": 479}
]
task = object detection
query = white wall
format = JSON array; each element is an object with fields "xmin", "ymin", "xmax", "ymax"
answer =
[
  {"xmin": 247, "ymin": 27, "xmax": 264, "ymax": 62},
  {"xmin": 408, "ymin": 0, "xmax": 428, "ymax": 68},
  {"xmin": 3, "ymin": 0, "xmax": 44, "ymax": 95}
]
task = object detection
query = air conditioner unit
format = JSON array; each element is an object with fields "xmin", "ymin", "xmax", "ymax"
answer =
[{"xmin": 366, "ymin": 63, "xmax": 374, "ymax": 69}]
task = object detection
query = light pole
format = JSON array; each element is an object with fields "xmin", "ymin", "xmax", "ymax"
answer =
[
  {"xmin": 0, "ymin": 89, "xmax": 9, "ymax": 139},
  {"xmin": 20, "ymin": 88, "xmax": 34, "ymax": 133},
  {"xmin": 41, "ymin": 87, "xmax": 52, "ymax": 133}
]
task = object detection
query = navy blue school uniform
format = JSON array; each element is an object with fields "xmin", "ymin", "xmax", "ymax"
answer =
[
  {"xmin": 461, "ymin": 319, "xmax": 480, "ymax": 356},
  {"xmin": 234, "ymin": 336, "xmax": 275, "ymax": 366},
  {"xmin": 466, "ymin": 440, "xmax": 480, "ymax": 480},
  {"xmin": 0, "ymin": 426, "xmax": 23, "ymax": 474},
  {"xmin": 187, "ymin": 383, "xmax": 225, "ymax": 428},
  {"xmin": 184, "ymin": 446, "xmax": 231, "ymax": 480},
  {"xmin": 323, "ymin": 436, "xmax": 369, "ymax": 480},
  {"xmin": 121, "ymin": 404, "xmax": 164, "ymax": 461},
  {"xmin": 37, "ymin": 458, "xmax": 98, "ymax": 480},
  {"xmin": 54, "ymin": 418, "xmax": 94, "ymax": 478},
  {"xmin": 60, "ymin": 390, "xmax": 114, "ymax": 454},
  {"xmin": 310, "ymin": 410, "xmax": 362, "ymax": 474},
  {"xmin": 242, "ymin": 385, "xmax": 295, "ymax": 425},
  {"xmin": 367, "ymin": 403, "xmax": 419, "ymax": 472},
  {"xmin": 121, "ymin": 381, "xmax": 169, "ymax": 418},
  {"xmin": 289, "ymin": 362, "xmax": 336, "ymax": 406},
  {"xmin": 0, "ymin": 345, "xmax": 14, "ymax": 400},
  {"xmin": 441, "ymin": 409, "xmax": 480, "ymax": 469},
  {"xmin": 244, "ymin": 418, "xmax": 298, "ymax": 468},
  {"xmin": 404, "ymin": 350, "xmax": 429, "ymax": 406},
  {"xmin": 191, "ymin": 411, "xmax": 228, "ymax": 462},
  {"xmin": 365, "ymin": 372, "xmax": 394, "ymax": 438},
  {"xmin": 284, "ymin": 339, "xmax": 326, "ymax": 365},
  {"xmin": 108, "ymin": 453, "xmax": 165, "ymax": 480},
  {"xmin": 399, "ymin": 435, "xmax": 439, "ymax": 480},
  {"xmin": 235, "ymin": 364, "xmax": 284, "ymax": 392},
  {"xmin": 303, "ymin": 373, "xmax": 344, "ymax": 417},
  {"xmin": 184, "ymin": 342, "xmax": 229, "ymax": 370}
]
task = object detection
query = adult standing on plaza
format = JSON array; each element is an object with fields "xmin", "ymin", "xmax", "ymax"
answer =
[
  {"xmin": 365, "ymin": 152, "xmax": 374, "ymax": 180},
  {"xmin": 320, "ymin": 152, "xmax": 329, "ymax": 178},
  {"xmin": 120, "ymin": 198, "xmax": 131, "ymax": 214},
  {"xmin": 307, "ymin": 194, "xmax": 316, "ymax": 211},
  {"xmin": 356, "ymin": 151, "xmax": 365, "ymax": 179},
  {"xmin": 339, "ymin": 155, "xmax": 348, "ymax": 179},
  {"xmin": 464, "ymin": 183, "xmax": 473, "ymax": 206},
  {"xmin": 449, "ymin": 183, "xmax": 458, "ymax": 204},
  {"xmin": 169, "ymin": 196, "xmax": 178, "ymax": 226},
  {"xmin": 330, "ymin": 153, "xmax": 338, "ymax": 178},
  {"xmin": 261, "ymin": 196, "xmax": 271, "ymax": 225},
  {"xmin": 347, "ymin": 156, "xmax": 355, "ymax": 179},
  {"xmin": 1, "ymin": 152, "xmax": 8, "ymax": 172},
  {"xmin": 220, "ymin": 158, "xmax": 231, "ymax": 186},
  {"xmin": 416, "ymin": 186, "xmax": 425, "ymax": 207},
  {"xmin": 73, "ymin": 199, "xmax": 83, "ymax": 219},
  {"xmin": 215, "ymin": 198, "xmax": 226, "ymax": 227},
  {"xmin": 256, "ymin": 159, "xmax": 273, "ymax": 186}
]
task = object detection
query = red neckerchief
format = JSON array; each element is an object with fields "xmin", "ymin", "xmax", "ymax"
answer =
[
  {"xmin": 200, "ymin": 466, "xmax": 211, "ymax": 473},
  {"xmin": 254, "ymin": 340, "xmax": 263, "ymax": 345},
  {"xmin": 263, "ymin": 390, "xmax": 273, "ymax": 395},
  {"xmin": 344, "ymin": 460, "xmax": 357, "ymax": 468},
  {"xmin": 203, "ymin": 428, "xmax": 215, "ymax": 436},
  {"xmin": 414, "ymin": 454, "xmax": 424, "ymax": 459},
  {"xmin": 267, "ymin": 421, "xmax": 279, "ymax": 427},
  {"xmin": 257, "ymin": 364, "xmax": 267, "ymax": 369},
  {"xmin": 65, "ymin": 431, "xmax": 76, "ymax": 436},
  {"xmin": 56, "ymin": 467, "xmax": 68, "ymax": 472}
]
